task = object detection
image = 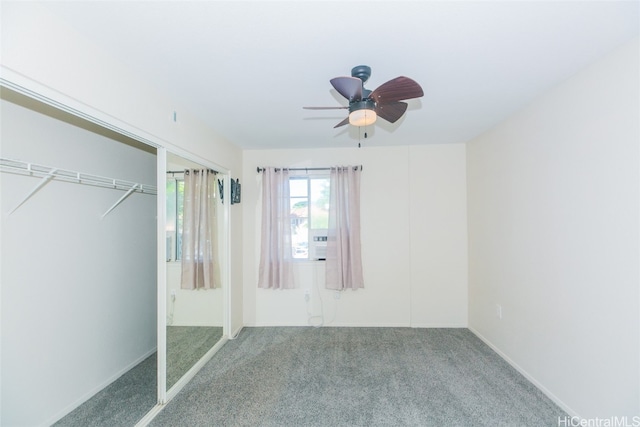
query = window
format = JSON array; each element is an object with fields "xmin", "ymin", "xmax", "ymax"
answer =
[
  {"xmin": 289, "ymin": 175, "xmax": 330, "ymax": 260},
  {"xmin": 166, "ymin": 177, "xmax": 184, "ymax": 261}
]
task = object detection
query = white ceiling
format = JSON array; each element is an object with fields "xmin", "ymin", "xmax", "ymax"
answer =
[{"xmin": 42, "ymin": 1, "xmax": 638, "ymax": 150}]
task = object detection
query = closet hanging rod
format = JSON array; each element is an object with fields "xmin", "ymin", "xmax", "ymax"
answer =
[
  {"xmin": 256, "ymin": 165, "xmax": 362, "ymax": 173},
  {"xmin": 0, "ymin": 157, "xmax": 157, "ymax": 195}
]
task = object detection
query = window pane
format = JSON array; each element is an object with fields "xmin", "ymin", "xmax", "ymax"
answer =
[
  {"xmin": 310, "ymin": 178, "xmax": 330, "ymax": 229},
  {"xmin": 289, "ymin": 178, "xmax": 308, "ymax": 197},
  {"xmin": 291, "ymin": 195, "xmax": 308, "ymax": 259},
  {"xmin": 166, "ymin": 180, "xmax": 177, "ymax": 261},
  {"xmin": 176, "ymin": 180, "xmax": 185, "ymax": 261},
  {"xmin": 288, "ymin": 175, "xmax": 329, "ymax": 260},
  {"xmin": 290, "ymin": 178, "xmax": 307, "ymax": 259},
  {"xmin": 290, "ymin": 197, "xmax": 308, "ymax": 218}
]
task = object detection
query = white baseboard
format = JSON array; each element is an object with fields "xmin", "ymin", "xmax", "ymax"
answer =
[
  {"xmin": 166, "ymin": 337, "xmax": 228, "ymax": 400},
  {"xmin": 327, "ymin": 322, "xmax": 411, "ymax": 327},
  {"xmin": 45, "ymin": 347, "xmax": 157, "ymax": 427},
  {"xmin": 410, "ymin": 323, "xmax": 468, "ymax": 328},
  {"xmin": 167, "ymin": 322, "xmax": 223, "ymax": 327},
  {"xmin": 250, "ymin": 322, "xmax": 413, "ymax": 328},
  {"xmin": 468, "ymin": 326, "xmax": 579, "ymax": 419},
  {"xmin": 134, "ymin": 404, "xmax": 164, "ymax": 427},
  {"xmin": 248, "ymin": 322, "xmax": 472, "ymax": 328}
]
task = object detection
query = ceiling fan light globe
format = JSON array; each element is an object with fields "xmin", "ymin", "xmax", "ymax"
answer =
[{"xmin": 349, "ymin": 109, "xmax": 377, "ymax": 127}]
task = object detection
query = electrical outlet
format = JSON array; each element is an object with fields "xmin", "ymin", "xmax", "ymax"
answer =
[
  {"xmin": 334, "ymin": 291, "xmax": 341, "ymax": 300},
  {"xmin": 496, "ymin": 304, "xmax": 502, "ymax": 320},
  {"xmin": 304, "ymin": 289, "xmax": 311, "ymax": 302}
]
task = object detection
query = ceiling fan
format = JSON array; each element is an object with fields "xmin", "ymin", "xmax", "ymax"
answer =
[{"xmin": 304, "ymin": 65, "xmax": 424, "ymax": 128}]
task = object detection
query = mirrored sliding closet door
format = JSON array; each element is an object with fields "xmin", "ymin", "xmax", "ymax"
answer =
[{"xmin": 158, "ymin": 151, "xmax": 229, "ymax": 399}]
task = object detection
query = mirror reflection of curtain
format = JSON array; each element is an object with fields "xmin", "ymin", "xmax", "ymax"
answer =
[{"xmin": 180, "ymin": 169, "xmax": 220, "ymax": 289}]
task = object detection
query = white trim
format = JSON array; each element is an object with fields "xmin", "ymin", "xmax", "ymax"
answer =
[
  {"xmin": 166, "ymin": 337, "xmax": 228, "ymax": 400},
  {"xmin": 410, "ymin": 323, "xmax": 468, "ymax": 328},
  {"xmin": 156, "ymin": 148, "xmax": 168, "ymax": 404},
  {"xmin": 134, "ymin": 404, "xmax": 165, "ymax": 427},
  {"xmin": 223, "ymin": 174, "xmax": 232, "ymax": 338},
  {"xmin": 250, "ymin": 322, "xmax": 412, "ymax": 328},
  {"xmin": 0, "ymin": 66, "xmax": 231, "ymax": 176},
  {"xmin": 45, "ymin": 347, "xmax": 157, "ymax": 427},
  {"xmin": 468, "ymin": 326, "xmax": 579, "ymax": 418},
  {"xmin": 0, "ymin": 66, "xmax": 161, "ymax": 149},
  {"xmin": 246, "ymin": 323, "xmax": 469, "ymax": 328},
  {"xmin": 229, "ymin": 325, "xmax": 244, "ymax": 340},
  {"xmin": 135, "ymin": 337, "xmax": 229, "ymax": 426},
  {"xmin": 168, "ymin": 322, "xmax": 224, "ymax": 327}
]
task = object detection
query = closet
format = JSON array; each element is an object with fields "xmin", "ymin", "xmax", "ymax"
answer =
[{"xmin": 0, "ymin": 87, "xmax": 230, "ymax": 426}]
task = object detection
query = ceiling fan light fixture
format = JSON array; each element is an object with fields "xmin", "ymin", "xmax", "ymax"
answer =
[
  {"xmin": 349, "ymin": 109, "xmax": 377, "ymax": 127},
  {"xmin": 349, "ymin": 100, "xmax": 377, "ymax": 127}
]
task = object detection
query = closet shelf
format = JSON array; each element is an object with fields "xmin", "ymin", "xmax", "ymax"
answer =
[{"xmin": 1, "ymin": 157, "xmax": 157, "ymax": 216}]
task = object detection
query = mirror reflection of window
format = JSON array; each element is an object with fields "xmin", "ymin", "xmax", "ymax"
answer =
[{"xmin": 166, "ymin": 177, "xmax": 185, "ymax": 262}]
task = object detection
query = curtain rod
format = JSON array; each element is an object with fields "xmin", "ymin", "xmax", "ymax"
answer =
[
  {"xmin": 256, "ymin": 165, "xmax": 362, "ymax": 173},
  {"xmin": 166, "ymin": 169, "xmax": 218, "ymax": 175}
]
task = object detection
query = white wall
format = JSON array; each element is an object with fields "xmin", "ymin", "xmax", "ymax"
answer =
[
  {"xmin": 242, "ymin": 145, "xmax": 468, "ymax": 327},
  {"xmin": 1, "ymin": 2, "xmax": 244, "ymax": 337},
  {"xmin": 410, "ymin": 145, "xmax": 468, "ymax": 327},
  {"xmin": 1, "ymin": 98, "xmax": 157, "ymax": 426},
  {"xmin": 466, "ymin": 38, "xmax": 639, "ymax": 419},
  {"xmin": 166, "ymin": 264, "xmax": 223, "ymax": 327}
]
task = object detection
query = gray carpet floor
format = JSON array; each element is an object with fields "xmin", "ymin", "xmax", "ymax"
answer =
[
  {"xmin": 53, "ymin": 353, "xmax": 157, "ymax": 427},
  {"xmin": 54, "ymin": 326, "xmax": 223, "ymax": 427},
  {"xmin": 150, "ymin": 327, "xmax": 567, "ymax": 427},
  {"xmin": 167, "ymin": 326, "xmax": 224, "ymax": 389}
]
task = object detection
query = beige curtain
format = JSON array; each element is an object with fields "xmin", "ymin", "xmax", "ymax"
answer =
[
  {"xmin": 258, "ymin": 167, "xmax": 295, "ymax": 289},
  {"xmin": 181, "ymin": 169, "xmax": 220, "ymax": 290},
  {"xmin": 326, "ymin": 166, "xmax": 364, "ymax": 290}
]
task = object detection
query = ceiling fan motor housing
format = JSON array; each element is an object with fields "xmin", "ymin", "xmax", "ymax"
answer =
[
  {"xmin": 349, "ymin": 99, "xmax": 376, "ymax": 113},
  {"xmin": 351, "ymin": 65, "xmax": 372, "ymax": 83}
]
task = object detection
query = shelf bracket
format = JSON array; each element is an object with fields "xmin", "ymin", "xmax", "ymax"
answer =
[
  {"xmin": 9, "ymin": 168, "xmax": 58, "ymax": 215},
  {"xmin": 101, "ymin": 183, "xmax": 138, "ymax": 219}
]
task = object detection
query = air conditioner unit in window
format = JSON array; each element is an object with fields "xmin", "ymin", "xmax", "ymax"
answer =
[{"xmin": 309, "ymin": 229, "xmax": 328, "ymax": 260}]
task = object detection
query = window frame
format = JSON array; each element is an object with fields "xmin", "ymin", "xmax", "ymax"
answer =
[{"xmin": 289, "ymin": 173, "xmax": 330, "ymax": 262}]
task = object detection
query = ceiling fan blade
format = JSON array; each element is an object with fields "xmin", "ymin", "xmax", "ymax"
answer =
[
  {"xmin": 330, "ymin": 77, "xmax": 363, "ymax": 102},
  {"xmin": 333, "ymin": 117, "xmax": 350, "ymax": 128},
  {"xmin": 303, "ymin": 106, "xmax": 348, "ymax": 110},
  {"xmin": 369, "ymin": 76, "xmax": 423, "ymax": 104},
  {"xmin": 375, "ymin": 101, "xmax": 408, "ymax": 124}
]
